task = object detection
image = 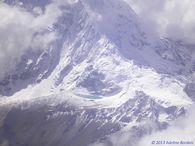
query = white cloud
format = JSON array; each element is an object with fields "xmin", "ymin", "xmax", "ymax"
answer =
[
  {"xmin": 138, "ymin": 106, "xmax": 195, "ymax": 146},
  {"xmin": 124, "ymin": 0, "xmax": 195, "ymax": 45},
  {"xmin": 90, "ymin": 106, "xmax": 195, "ymax": 146},
  {"xmin": 0, "ymin": 3, "xmax": 34, "ymax": 80},
  {"xmin": 0, "ymin": 1, "xmax": 62, "ymax": 80}
]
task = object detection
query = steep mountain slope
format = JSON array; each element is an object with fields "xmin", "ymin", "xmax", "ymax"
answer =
[
  {"xmin": 0, "ymin": 0, "xmax": 194, "ymax": 146},
  {"xmin": 0, "ymin": 0, "xmax": 193, "ymax": 99}
]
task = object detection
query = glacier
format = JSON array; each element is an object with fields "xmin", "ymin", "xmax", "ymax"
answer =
[{"xmin": 0, "ymin": 0, "xmax": 194, "ymax": 146}]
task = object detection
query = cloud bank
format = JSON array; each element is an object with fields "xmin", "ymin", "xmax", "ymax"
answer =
[
  {"xmin": 0, "ymin": 1, "xmax": 62, "ymax": 80},
  {"xmin": 125, "ymin": 0, "xmax": 195, "ymax": 45},
  {"xmin": 90, "ymin": 106, "xmax": 195, "ymax": 146},
  {"xmin": 138, "ymin": 106, "xmax": 195, "ymax": 146}
]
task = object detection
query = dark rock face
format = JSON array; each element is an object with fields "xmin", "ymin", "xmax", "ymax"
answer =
[
  {"xmin": 0, "ymin": 92, "xmax": 186, "ymax": 146},
  {"xmin": 0, "ymin": 104, "xmax": 121, "ymax": 146},
  {"xmin": 185, "ymin": 83, "xmax": 195, "ymax": 101},
  {"xmin": 0, "ymin": 47, "xmax": 61, "ymax": 96}
]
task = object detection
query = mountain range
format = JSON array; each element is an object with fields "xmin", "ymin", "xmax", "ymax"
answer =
[{"xmin": 0, "ymin": 0, "xmax": 194, "ymax": 146}]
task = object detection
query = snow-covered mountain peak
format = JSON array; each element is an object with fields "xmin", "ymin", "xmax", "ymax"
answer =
[
  {"xmin": 0, "ymin": 1, "xmax": 194, "ymax": 146},
  {"xmin": 0, "ymin": 0, "xmax": 193, "ymax": 108}
]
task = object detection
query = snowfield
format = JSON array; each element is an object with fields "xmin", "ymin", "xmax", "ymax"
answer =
[{"xmin": 0, "ymin": 0, "xmax": 194, "ymax": 146}]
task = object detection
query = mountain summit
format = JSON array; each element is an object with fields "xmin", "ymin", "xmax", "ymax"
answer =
[{"xmin": 0, "ymin": 0, "xmax": 194, "ymax": 146}]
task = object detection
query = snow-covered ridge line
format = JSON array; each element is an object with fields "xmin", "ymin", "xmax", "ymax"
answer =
[{"xmin": 0, "ymin": 0, "xmax": 193, "ymax": 108}]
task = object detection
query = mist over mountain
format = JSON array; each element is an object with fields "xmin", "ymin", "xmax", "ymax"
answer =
[{"xmin": 0, "ymin": 0, "xmax": 194, "ymax": 146}]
